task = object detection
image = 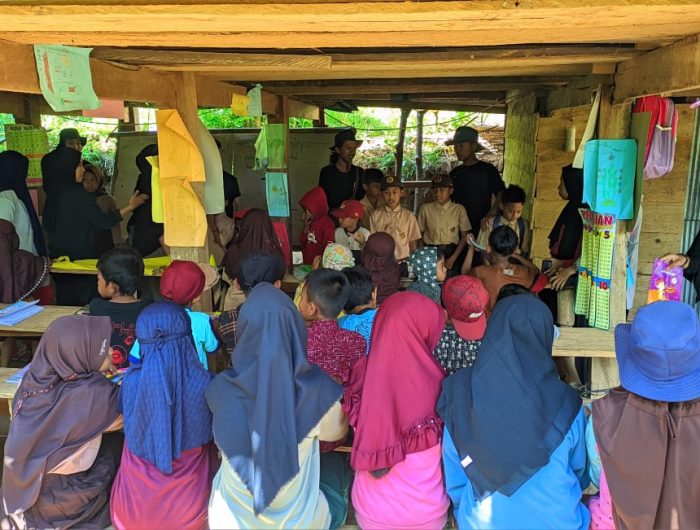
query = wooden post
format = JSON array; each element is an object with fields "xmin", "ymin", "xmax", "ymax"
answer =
[
  {"xmin": 590, "ymin": 84, "xmax": 631, "ymax": 393},
  {"xmin": 394, "ymin": 107, "xmax": 410, "ymax": 179},
  {"xmin": 21, "ymin": 96, "xmax": 42, "ymax": 128},
  {"xmin": 268, "ymin": 95, "xmax": 292, "ymax": 272},
  {"xmin": 414, "ymin": 109, "xmax": 426, "ymax": 213}
]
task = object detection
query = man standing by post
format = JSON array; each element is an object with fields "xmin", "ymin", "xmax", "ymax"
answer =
[{"xmin": 318, "ymin": 128, "xmax": 365, "ymax": 211}]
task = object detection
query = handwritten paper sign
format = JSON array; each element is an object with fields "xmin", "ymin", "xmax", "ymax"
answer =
[
  {"xmin": 247, "ymin": 84, "xmax": 263, "ymax": 117},
  {"xmin": 583, "ymin": 139, "xmax": 637, "ymax": 220},
  {"xmin": 34, "ymin": 45, "xmax": 100, "ymax": 112},
  {"xmin": 4, "ymin": 124, "xmax": 49, "ymax": 188},
  {"xmin": 575, "ymin": 209, "xmax": 616, "ymax": 330},
  {"xmin": 265, "ymin": 172, "xmax": 290, "ymax": 217},
  {"xmin": 231, "ymin": 93, "xmax": 250, "ymax": 116},
  {"xmin": 266, "ymin": 124, "xmax": 287, "ymax": 169}
]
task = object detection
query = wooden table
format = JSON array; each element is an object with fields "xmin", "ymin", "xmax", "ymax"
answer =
[
  {"xmin": 281, "ymin": 273, "xmax": 301, "ymax": 295},
  {"xmin": 0, "ymin": 306, "xmax": 82, "ymax": 338},
  {"xmin": 0, "ymin": 367, "xmax": 21, "ymax": 415},
  {"xmin": 552, "ymin": 327, "xmax": 616, "ymax": 358}
]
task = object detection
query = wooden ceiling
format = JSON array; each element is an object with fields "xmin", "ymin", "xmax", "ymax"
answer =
[{"xmin": 1, "ymin": 1, "xmax": 699, "ymax": 111}]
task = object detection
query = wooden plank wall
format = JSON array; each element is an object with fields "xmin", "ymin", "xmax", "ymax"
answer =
[
  {"xmin": 630, "ymin": 103, "xmax": 693, "ymax": 315},
  {"xmin": 503, "ymin": 90, "xmax": 538, "ymax": 225},
  {"xmin": 531, "ymin": 105, "xmax": 592, "ymax": 268}
]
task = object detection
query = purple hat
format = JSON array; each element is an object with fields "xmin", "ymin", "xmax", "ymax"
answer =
[{"xmin": 615, "ymin": 301, "xmax": 700, "ymax": 402}]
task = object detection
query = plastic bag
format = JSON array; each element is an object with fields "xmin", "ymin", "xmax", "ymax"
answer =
[{"xmin": 647, "ymin": 258, "xmax": 683, "ymax": 303}]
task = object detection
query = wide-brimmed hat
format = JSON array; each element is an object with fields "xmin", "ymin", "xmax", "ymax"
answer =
[
  {"xmin": 445, "ymin": 126, "xmax": 484, "ymax": 151},
  {"xmin": 615, "ymin": 300, "xmax": 700, "ymax": 402},
  {"xmin": 442, "ymin": 276, "xmax": 489, "ymax": 341},
  {"xmin": 59, "ymin": 128, "xmax": 88, "ymax": 146},
  {"xmin": 331, "ymin": 128, "xmax": 363, "ymax": 151}
]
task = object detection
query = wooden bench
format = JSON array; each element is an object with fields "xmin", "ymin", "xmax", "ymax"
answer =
[{"xmin": 552, "ymin": 327, "xmax": 615, "ymax": 358}]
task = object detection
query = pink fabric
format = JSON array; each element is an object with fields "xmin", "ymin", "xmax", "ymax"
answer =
[
  {"xmin": 307, "ymin": 320, "xmax": 365, "ymax": 451},
  {"xmin": 589, "ymin": 467, "xmax": 615, "ymax": 530},
  {"xmin": 344, "ymin": 292, "xmax": 446, "ymax": 472},
  {"xmin": 272, "ymin": 220, "xmax": 292, "ymax": 266},
  {"xmin": 352, "ymin": 444, "xmax": 449, "ymax": 529},
  {"xmin": 110, "ymin": 443, "xmax": 219, "ymax": 530}
]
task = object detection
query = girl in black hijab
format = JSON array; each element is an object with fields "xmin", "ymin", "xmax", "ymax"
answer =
[{"xmin": 127, "ymin": 144, "xmax": 163, "ymax": 257}]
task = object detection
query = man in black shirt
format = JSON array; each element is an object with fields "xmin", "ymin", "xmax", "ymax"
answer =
[
  {"xmin": 447, "ymin": 126, "xmax": 505, "ymax": 237},
  {"xmin": 318, "ymin": 128, "xmax": 365, "ymax": 211}
]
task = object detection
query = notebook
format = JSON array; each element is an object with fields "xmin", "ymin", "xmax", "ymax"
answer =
[{"xmin": 0, "ymin": 300, "xmax": 44, "ymax": 326}]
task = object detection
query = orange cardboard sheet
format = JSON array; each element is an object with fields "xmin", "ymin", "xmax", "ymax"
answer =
[{"xmin": 155, "ymin": 109, "xmax": 207, "ymax": 247}]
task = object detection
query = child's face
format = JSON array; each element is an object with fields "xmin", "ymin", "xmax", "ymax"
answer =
[
  {"xmin": 298, "ymin": 284, "xmax": 316, "ymax": 322},
  {"xmin": 301, "ymin": 208, "xmax": 313, "ymax": 226},
  {"xmin": 558, "ymin": 177, "xmax": 569, "ymax": 200},
  {"xmin": 502, "ymin": 202, "xmax": 524, "ymax": 223},
  {"xmin": 434, "ymin": 187, "xmax": 452, "ymax": 205},
  {"xmin": 364, "ymin": 182, "xmax": 382, "ymax": 200},
  {"xmin": 82, "ymin": 171, "xmax": 99, "ymax": 193},
  {"xmin": 382, "ymin": 186, "xmax": 403, "ymax": 209},
  {"xmin": 97, "ymin": 271, "xmax": 119, "ymax": 299},
  {"xmin": 338, "ymin": 216, "xmax": 359, "ymax": 230},
  {"xmin": 436, "ymin": 258, "xmax": 448, "ymax": 282}
]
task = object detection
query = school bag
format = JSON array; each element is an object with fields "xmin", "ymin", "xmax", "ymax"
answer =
[{"xmin": 632, "ymin": 96, "xmax": 677, "ymax": 180}]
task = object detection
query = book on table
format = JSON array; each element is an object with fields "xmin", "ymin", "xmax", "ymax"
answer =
[{"xmin": 0, "ymin": 300, "xmax": 44, "ymax": 326}]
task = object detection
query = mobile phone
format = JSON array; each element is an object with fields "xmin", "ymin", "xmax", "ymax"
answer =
[{"xmin": 542, "ymin": 259, "xmax": 553, "ymax": 272}]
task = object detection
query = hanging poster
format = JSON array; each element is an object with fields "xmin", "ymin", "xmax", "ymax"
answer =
[
  {"xmin": 4, "ymin": 124, "xmax": 49, "ymax": 188},
  {"xmin": 575, "ymin": 209, "xmax": 616, "ymax": 330},
  {"xmin": 231, "ymin": 93, "xmax": 250, "ymax": 116},
  {"xmin": 265, "ymin": 172, "xmax": 290, "ymax": 217},
  {"xmin": 33, "ymin": 45, "xmax": 100, "ymax": 112},
  {"xmin": 583, "ymin": 139, "xmax": 637, "ymax": 220},
  {"xmin": 266, "ymin": 124, "xmax": 287, "ymax": 169},
  {"xmin": 247, "ymin": 84, "xmax": 263, "ymax": 117},
  {"xmin": 82, "ymin": 99, "xmax": 126, "ymax": 119}
]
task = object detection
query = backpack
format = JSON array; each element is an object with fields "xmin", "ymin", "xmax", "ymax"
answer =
[{"xmin": 632, "ymin": 96, "xmax": 677, "ymax": 180}]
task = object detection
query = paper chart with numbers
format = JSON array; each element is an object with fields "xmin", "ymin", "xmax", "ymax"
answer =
[
  {"xmin": 4, "ymin": 124, "xmax": 49, "ymax": 188},
  {"xmin": 575, "ymin": 208, "xmax": 616, "ymax": 330}
]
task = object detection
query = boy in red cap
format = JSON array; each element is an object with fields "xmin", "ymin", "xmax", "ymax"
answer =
[
  {"xmin": 331, "ymin": 199, "xmax": 371, "ymax": 261},
  {"xmin": 299, "ymin": 186, "xmax": 335, "ymax": 265},
  {"xmin": 433, "ymin": 275, "xmax": 489, "ymax": 374},
  {"xmin": 129, "ymin": 260, "xmax": 220, "ymax": 371}
]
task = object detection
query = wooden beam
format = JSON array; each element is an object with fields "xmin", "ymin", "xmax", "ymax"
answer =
[
  {"xmin": 0, "ymin": 39, "xmax": 316, "ymax": 117},
  {"xmin": 92, "ymin": 48, "xmax": 332, "ymax": 71},
  {"xmin": 262, "ymin": 76, "xmax": 580, "ymax": 95},
  {"xmin": 0, "ymin": 2, "xmax": 698, "ymax": 49},
  {"xmin": 614, "ymin": 34, "xmax": 700, "ymax": 101},
  {"xmin": 338, "ymin": 99, "xmax": 506, "ymax": 113}
]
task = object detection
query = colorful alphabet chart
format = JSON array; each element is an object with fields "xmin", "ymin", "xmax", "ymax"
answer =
[{"xmin": 575, "ymin": 208, "xmax": 616, "ymax": 330}]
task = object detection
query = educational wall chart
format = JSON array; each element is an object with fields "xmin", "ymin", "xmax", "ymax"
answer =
[
  {"xmin": 33, "ymin": 45, "xmax": 100, "ymax": 112},
  {"xmin": 575, "ymin": 208, "xmax": 616, "ymax": 330},
  {"xmin": 266, "ymin": 172, "xmax": 290, "ymax": 217},
  {"xmin": 4, "ymin": 124, "xmax": 49, "ymax": 188},
  {"xmin": 583, "ymin": 139, "xmax": 637, "ymax": 220}
]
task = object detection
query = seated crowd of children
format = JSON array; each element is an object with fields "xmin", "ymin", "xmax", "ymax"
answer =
[{"xmin": 3, "ymin": 159, "xmax": 699, "ymax": 530}]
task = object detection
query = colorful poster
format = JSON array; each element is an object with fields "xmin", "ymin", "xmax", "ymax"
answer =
[
  {"xmin": 575, "ymin": 209, "xmax": 616, "ymax": 330},
  {"xmin": 33, "ymin": 45, "xmax": 100, "ymax": 112},
  {"xmin": 4, "ymin": 124, "xmax": 49, "ymax": 188},
  {"xmin": 82, "ymin": 99, "xmax": 126, "ymax": 119},
  {"xmin": 265, "ymin": 172, "xmax": 290, "ymax": 217},
  {"xmin": 583, "ymin": 139, "xmax": 637, "ymax": 220},
  {"xmin": 266, "ymin": 124, "xmax": 287, "ymax": 169}
]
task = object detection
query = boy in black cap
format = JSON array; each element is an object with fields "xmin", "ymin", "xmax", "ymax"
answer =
[
  {"xmin": 359, "ymin": 168, "xmax": 385, "ymax": 227},
  {"xmin": 369, "ymin": 175, "xmax": 421, "ymax": 265},
  {"xmin": 417, "ymin": 174, "xmax": 471, "ymax": 271},
  {"xmin": 447, "ymin": 126, "xmax": 504, "ymax": 239},
  {"xmin": 318, "ymin": 128, "xmax": 365, "ymax": 210}
]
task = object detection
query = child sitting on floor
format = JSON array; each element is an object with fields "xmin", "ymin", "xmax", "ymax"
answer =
[
  {"xmin": 331, "ymin": 199, "xmax": 371, "ymax": 262},
  {"xmin": 299, "ymin": 268, "xmax": 366, "ymax": 530},
  {"xmin": 89, "ymin": 247, "xmax": 151, "ymax": 369},
  {"xmin": 299, "ymin": 186, "xmax": 335, "ymax": 265},
  {"xmin": 468, "ymin": 225, "xmax": 540, "ymax": 314},
  {"xmin": 129, "ymin": 260, "xmax": 220, "ymax": 371},
  {"xmin": 433, "ymin": 275, "xmax": 488, "ymax": 374},
  {"xmin": 339, "ymin": 266, "xmax": 377, "ymax": 352},
  {"xmin": 407, "ymin": 246, "xmax": 448, "ymax": 305},
  {"xmin": 369, "ymin": 175, "xmax": 421, "ymax": 271},
  {"xmin": 293, "ymin": 243, "xmax": 355, "ymax": 312},
  {"xmin": 478, "ymin": 184, "xmax": 529, "ymax": 254}
]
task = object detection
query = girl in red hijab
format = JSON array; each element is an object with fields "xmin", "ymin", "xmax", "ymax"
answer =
[{"xmin": 344, "ymin": 291, "xmax": 449, "ymax": 529}]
